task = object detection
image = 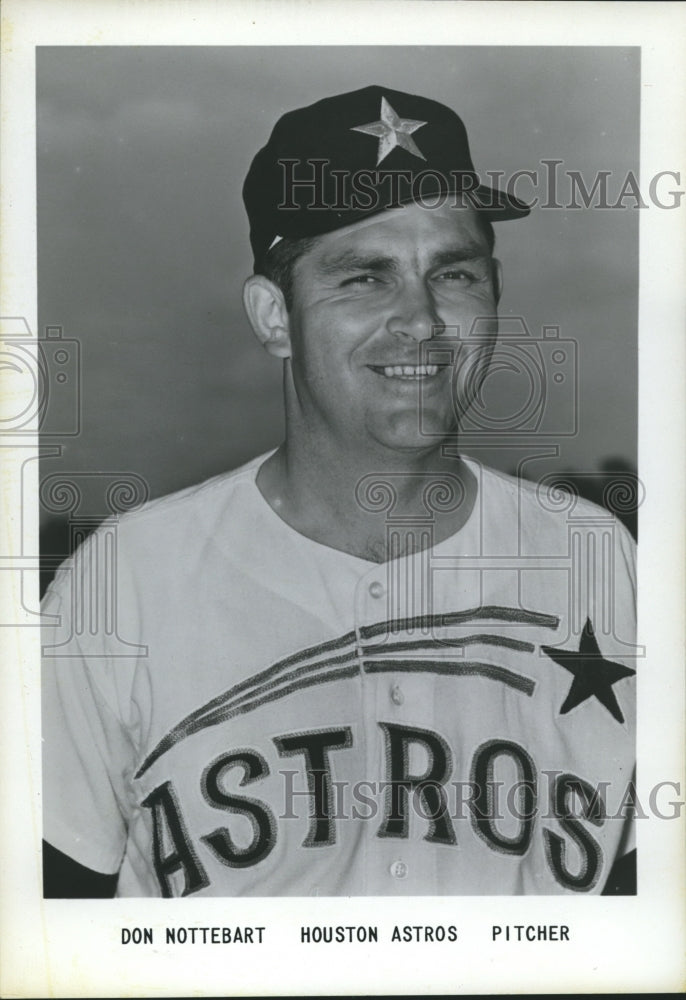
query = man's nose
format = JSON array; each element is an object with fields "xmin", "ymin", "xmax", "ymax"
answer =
[{"xmin": 385, "ymin": 280, "xmax": 445, "ymax": 342}]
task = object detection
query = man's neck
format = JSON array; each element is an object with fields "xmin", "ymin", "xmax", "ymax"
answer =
[{"xmin": 256, "ymin": 437, "xmax": 477, "ymax": 563}]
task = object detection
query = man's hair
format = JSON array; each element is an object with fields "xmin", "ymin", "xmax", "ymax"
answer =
[
  {"xmin": 259, "ymin": 213, "xmax": 496, "ymax": 312},
  {"xmin": 259, "ymin": 235, "xmax": 316, "ymax": 312}
]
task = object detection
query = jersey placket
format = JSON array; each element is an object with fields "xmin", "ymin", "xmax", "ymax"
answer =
[{"xmin": 354, "ymin": 547, "xmax": 439, "ymax": 894}]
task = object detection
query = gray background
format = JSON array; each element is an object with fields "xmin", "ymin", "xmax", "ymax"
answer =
[{"xmin": 37, "ymin": 46, "xmax": 639, "ymax": 568}]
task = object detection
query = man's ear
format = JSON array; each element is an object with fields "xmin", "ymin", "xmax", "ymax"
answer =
[
  {"xmin": 491, "ymin": 257, "xmax": 503, "ymax": 304},
  {"xmin": 242, "ymin": 275, "xmax": 292, "ymax": 359}
]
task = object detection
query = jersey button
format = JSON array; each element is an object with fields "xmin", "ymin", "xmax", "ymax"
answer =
[
  {"xmin": 390, "ymin": 684, "xmax": 404, "ymax": 706},
  {"xmin": 368, "ymin": 581, "xmax": 385, "ymax": 598},
  {"xmin": 390, "ymin": 860, "xmax": 408, "ymax": 880}
]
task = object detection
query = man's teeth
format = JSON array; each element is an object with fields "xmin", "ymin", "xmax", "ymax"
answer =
[{"xmin": 381, "ymin": 364, "xmax": 440, "ymax": 377}]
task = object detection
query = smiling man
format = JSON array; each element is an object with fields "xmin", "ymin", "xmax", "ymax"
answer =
[
  {"xmin": 42, "ymin": 86, "xmax": 637, "ymax": 897},
  {"xmin": 244, "ymin": 200, "xmax": 500, "ymax": 563},
  {"xmin": 245, "ymin": 198, "xmax": 501, "ymax": 556}
]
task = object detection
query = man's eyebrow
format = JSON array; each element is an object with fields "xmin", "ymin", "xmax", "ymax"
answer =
[
  {"xmin": 315, "ymin": 250, "xmax": 399, "ymax": 276},
  {"xmin": 429, "ymin": 243, "xmax": 489, "ymax": 268},
  {"xmin": 316, "ymin": 242, "xmax": 490, "ymax": 277}
]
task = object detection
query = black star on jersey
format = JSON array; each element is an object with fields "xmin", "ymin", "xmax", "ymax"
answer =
[{"xmin": 542, "ymin": 618, "xmax": 635, "ymax": 723}]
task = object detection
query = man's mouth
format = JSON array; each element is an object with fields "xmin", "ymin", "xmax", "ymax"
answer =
[{"xmin": 369, "ymin": 364, "xmax": 446, "ymax": 380}]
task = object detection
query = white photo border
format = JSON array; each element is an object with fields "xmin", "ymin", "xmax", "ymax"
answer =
[{"xmin": 1, "ymin": 1, "xmax": 684, "ymax": 996}]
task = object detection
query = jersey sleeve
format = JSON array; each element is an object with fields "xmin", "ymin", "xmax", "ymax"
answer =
[{"xmin": 41, "ymin": 530, "xmax": 138, "ymax": 875}]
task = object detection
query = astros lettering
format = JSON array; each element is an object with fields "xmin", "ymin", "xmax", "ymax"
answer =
[{"xmin": 140, "ymin": 722, "xmax": 611, "ymax": 897}]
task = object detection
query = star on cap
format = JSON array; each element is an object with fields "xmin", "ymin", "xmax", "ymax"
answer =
[
  {"xmin": 541, "ymin": 618, "xmax": 636, "ymax": 724},
  {"xmin": 351, "ymin": 96, "xmax": 427, "ymax": 166}
]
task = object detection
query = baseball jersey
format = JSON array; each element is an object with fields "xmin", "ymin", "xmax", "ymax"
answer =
[{"xmin": 41, "ymin": 453, "xmax": 637, "ymax": 897}]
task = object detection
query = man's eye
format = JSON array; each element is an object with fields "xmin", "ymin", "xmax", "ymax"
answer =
[
  {"xmin": 435, "ymin": 269, "xmax": 476, "ymax": 283},
  {"xmin": 341, "ymin": 274, "xmax": 379, "ymax": 287}
]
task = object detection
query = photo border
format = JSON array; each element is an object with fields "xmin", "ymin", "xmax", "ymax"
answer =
[{"xmin": 1, "ymin": 2, "xmax": 684, "ymax": 996}]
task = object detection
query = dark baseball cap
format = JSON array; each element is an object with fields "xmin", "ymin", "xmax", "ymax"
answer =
[{"xmin": 243, "ymin": 84, "xmax": 530, "ymax": 273}]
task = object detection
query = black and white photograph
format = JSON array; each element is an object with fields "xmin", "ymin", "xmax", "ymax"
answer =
[
  {"xmin": 38, "ymin": 44, "xmax": 643, "ymax": 901},
  {"xmin": 1, "ymin": 1, "xmax": 685, "ymax": 996}
]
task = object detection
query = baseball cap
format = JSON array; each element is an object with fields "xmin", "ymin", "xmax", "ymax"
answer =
[{"xmin": 243, "ymin": 84, "xmax": 530, "ymax": 273}]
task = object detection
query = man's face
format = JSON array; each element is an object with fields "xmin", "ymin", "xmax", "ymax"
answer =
[{"xmin": 283, "ymin": 200, "xmax": 502, "ymax": 456}]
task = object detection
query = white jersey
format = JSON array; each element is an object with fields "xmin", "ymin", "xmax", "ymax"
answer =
[{"xmin": 41, "ymin": 454, "xmax": 637, "ymax": 897}]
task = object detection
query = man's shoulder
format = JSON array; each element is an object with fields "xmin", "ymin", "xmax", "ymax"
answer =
[
  {"xmin": 49, "ymin": 452, "xmax": 270, "ymax": 589},
  {"xmin": 42, "ymin": 452, "xmax": 276, "ymax": 625},
  {"xmin": 115, "ymin": 452, "xmax": 268, "ymax": 533},
  {"xmin": 467, "ymin": 458, "xmax": 636, "ymax": 548}
]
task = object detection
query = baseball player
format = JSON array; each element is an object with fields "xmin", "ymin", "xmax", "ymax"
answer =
[{"xmin": 42, "ymin": 86, "xmax": 637, "ymax": 897}]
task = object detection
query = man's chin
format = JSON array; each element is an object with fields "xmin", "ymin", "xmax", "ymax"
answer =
[{"xmin": 367, "ymin": 412, "xmax": 460, "ymax": 455}]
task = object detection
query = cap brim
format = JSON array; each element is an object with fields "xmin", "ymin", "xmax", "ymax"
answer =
[
  {"xmin": 470, "ymin": 184, "xmax": 531, "ymax": 219},
  {"xmin": 394, "ymin": 178, "xmax": 530, "ymax": 219}
]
